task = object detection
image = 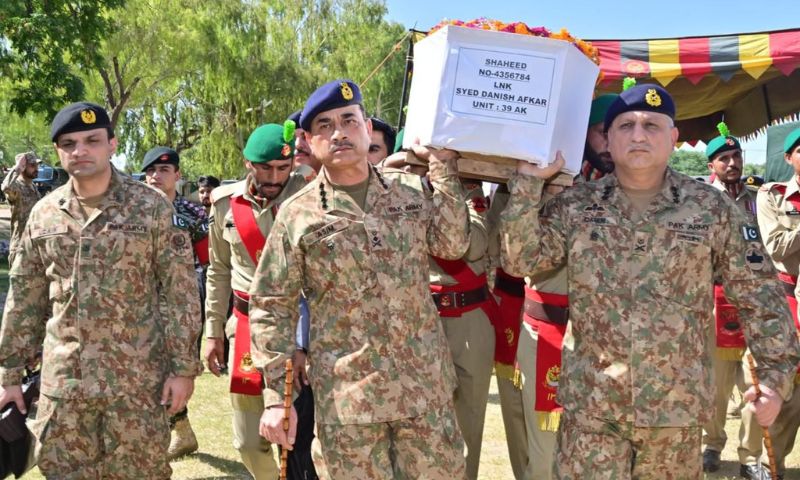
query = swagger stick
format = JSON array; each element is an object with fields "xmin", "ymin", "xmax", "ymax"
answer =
[
  {"xmin": 280, "ymin": 358, "xmax": 294, "ymax": 480},
  {"xmin": 746, "ymin": 353, "xmax": 778, "ymax": 480}
]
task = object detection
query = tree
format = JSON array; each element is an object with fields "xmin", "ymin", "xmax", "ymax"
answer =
[
  {"xmin": 0, "ymin": 0, "xmax": 125, "ymax": 116},
  {"xmin": 743, "ymin": 163, "xmax": 765, "ymax": 177},
  {"xmin": 669, "ymin": 150, "xmax": 709, "ymax": 177}
]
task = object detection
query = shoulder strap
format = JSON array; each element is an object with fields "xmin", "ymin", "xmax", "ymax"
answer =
[{"xmin": 230, "ymin": 195, "xmax": 267, "ymax": 264}]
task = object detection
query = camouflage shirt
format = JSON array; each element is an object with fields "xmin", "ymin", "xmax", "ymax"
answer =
[
  {"xmin": 204, "ymin": 171, "xmax": 308, "ymax": 339},
  {"xmin": 500, "ymin": 167, "xmax": 800, "ymax": 427},
  {"xmin": 1, "ymin": 169, "xmax": 41, "ymax": 254},
  {"xmin": 0, "ymin": 168, "xmax": 202, "ymax": 403},
  {"xmin": 248, "ymin": 163, "xmax": 469, "ymax": 425},
  {"xmin": 756, "ymin": 178, "xmax": 800, "ymax": 276}
]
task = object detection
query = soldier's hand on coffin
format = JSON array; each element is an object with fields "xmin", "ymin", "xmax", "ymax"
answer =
[
  {"xmin": 0, "ymin": 385, "xmax": 25, "ymax": 414},
  {"xmin": 161, "ymin": 376, "xmax": 195, "ymax": 415},
  {"xmin": 517, "ymin": 151, "xmax": 565, "ymax": 179},
  {"xmin": 260, "ymin": 403, "xmax": 298, "ymax": 450},
  {"xmin": 204, "ymin": 337, "xmax": 226, "ymax": 376},
  {"xmin": 409, "ymin": 144, "xmax": 460, "ymax": 164},
  {"xmin": 292, "ymin": 349, "xmax": 309, "ymax": 391}
]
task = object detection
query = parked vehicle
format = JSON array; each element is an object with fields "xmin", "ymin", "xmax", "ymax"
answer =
[{"xmin": 33, "ymin": 165, "xmax": 69, "ymax": 196}]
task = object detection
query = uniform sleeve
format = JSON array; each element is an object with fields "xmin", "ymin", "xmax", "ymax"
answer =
[
  {"xmin": 717, "ymin": 201, "xmax": 800, "ymax": 400},
  {"xmin": 499, "ymin": 173, "xmax": 567, "ymax": 278},
  {"xmin": 0, "ymin": 220, "xmax": 48, "ymax": 385},
  {"xmin": 486, "ymin": 186, "xmax": 510, "ymax": 267},
  {"xmin": 153, "ymin": 198, "xmax": 203, "ymax": 377},
  {"xmin": 248, "ymin": 216, "xmax": 303, "ymax": 407},
  {"xmin": 463, "ymin": 190, "xmax": 489, "ymax": 263},
  {"xmin": 1, "ymin": 170, "xmax": 22, "ymax": 203},
  {"xmin": 756, "ymin": 189, "xmax": 800, "ymax": 262},
  {"xmin": 426, "ymin": 158, "xmax": 469, "ymax": 260},
  {"xmin": 204, "ymin": 202, "xmax": 233, "ymax": 338}
]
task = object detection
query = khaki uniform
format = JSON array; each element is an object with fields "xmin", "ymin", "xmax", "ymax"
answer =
[
  {"xmin": 429, "ymin": 184, "xmax": 493, "ymax": 479},
  {"xmin": 204, "ymin": 170, "xmax": 307, "ymax": 479},
  {"xmin": 248, "ymin": 162, "xmax": 469, "ymax": 480},
  {"xmin": 703, "ymin": 178, "xmax": 763, "ymax": 464},
  {"xmin": 755, "ymin": 178, "xmax": 800, "ymax": 477},
  {"xmin": 500, "ymin": 168, "xmax": 800, "ymax": 478},
  {"xmin": 1, "ymin": 168, "xmax": 41, "ymax": 264},
  {"xmin": 0, "ymin": 168, "xmax": 202, "ymax": 478}
]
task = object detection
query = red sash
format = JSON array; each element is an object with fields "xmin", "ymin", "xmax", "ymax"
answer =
[
  {"xmin": 194, "ymin": 236, "xmax": 210, "ymax": 265},
  {"xmin": 230, "ymin": 195, "xmax": 267, "ymax": 265},
  {"xmin": 430, "ymin": 257, "xmax": 499, "ymax": 328},
  {"xmin": 713, "ymin": 284, "xmax": 746, "ymax": 360},
  {"xmin": 523, "ymin": 286, "xmax": 567, "ymax": 432},
  {"xmin": 230, "ymin": 290, "xmax": 263, "ymax": 395},
  {"xmin": 491, "ymin": 268, "xmax": 525, "ymax": 386}
]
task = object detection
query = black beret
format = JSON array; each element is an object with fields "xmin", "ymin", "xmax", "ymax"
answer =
[
  {"xmin": 50, "ymin": 102, "xmax": 113, "ymax": 141},
  {"xmin": 142, "ymin": 147, "xmax": 179, "ymax": 172},
  {"xmin": 604, "ymin": 84, "xmax": 675, "ymax": 131},
  {"xmin": 300, "ymin": 79, "xmax": 362, "ymax": 131},
  {"xmin": 370, "ymin": 117, "xmax": 396, "ymax": 151}
]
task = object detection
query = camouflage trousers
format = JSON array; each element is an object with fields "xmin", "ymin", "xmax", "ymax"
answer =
[
  {"xmin": 27, "ymin": 394, "xmax": 171, "ymax": 479},
  {"xmin": 316, "ymin": 403, "xmax": 466, "ymax": 480},
  {"xmin": 554, "ymin": 412, "xmax": 702, "ymax": 480}
]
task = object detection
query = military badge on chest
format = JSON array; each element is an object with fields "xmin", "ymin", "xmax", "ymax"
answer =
[{"xmin": 632, "ymin": 231, "xmax": 649, "ymax": 255}]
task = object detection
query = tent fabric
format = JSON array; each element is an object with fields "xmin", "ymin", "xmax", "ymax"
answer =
[
  {"xmin": 590, "ymin": 29, "xmax": 800, "ymax": 141},
  {"xmin": 765, "ymin": 121, "xmax": 800, "ymax": 184}
]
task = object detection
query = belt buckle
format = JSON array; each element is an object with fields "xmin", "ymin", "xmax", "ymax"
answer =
[{"xmin": 439, "ymin": 292, "xmax": 456, "ymax": 308}]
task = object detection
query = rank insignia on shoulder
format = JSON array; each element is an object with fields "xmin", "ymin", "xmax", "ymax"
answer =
[{"xmin": 741, "ymin": 225, "xmax": 759, "ymax": 242}]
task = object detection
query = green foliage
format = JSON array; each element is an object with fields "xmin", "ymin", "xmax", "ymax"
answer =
[
  {"xmin": 669, "ymin": 149, "xmax": 710, "ymax": 177},
  {"xmin": 0, "ymin": 0, "xmax": 125, "ymax": 116},
  {"xmin": 743, "ymin": 163, "xmax": 766, "ymax": 177}
]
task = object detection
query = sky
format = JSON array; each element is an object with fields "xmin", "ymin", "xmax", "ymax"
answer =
[{"xmin": 384, "ymin": 0, "xmax": 798, "ymax": 163}]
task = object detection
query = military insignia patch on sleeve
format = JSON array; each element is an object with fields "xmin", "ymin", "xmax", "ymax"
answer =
[
  {"xmin": 173, "ymin": 214, "xmax": 189, "ymax": 230},
  {"xmin": 741, "ymin": 225, "xmax": 759, "ymax": 242},
  {"xmin": 745, "ymin": 247, "xmax": 765, "ymax": 271}
]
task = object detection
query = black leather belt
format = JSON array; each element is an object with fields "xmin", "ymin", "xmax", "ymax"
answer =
[
  {"xmin": 232, "ymin": 294, "xmax": 249, "ymax": 315},
  {"xmin": 494, "ymin": 271, "xmax": 525, "ymax": 298},
  {"xmin": 432, "ymin": 285, "xmax": 489, "ymax": 310},
  {"xmin": 523, "ymin": 298, "xmax": 569, "ymax": 325}
]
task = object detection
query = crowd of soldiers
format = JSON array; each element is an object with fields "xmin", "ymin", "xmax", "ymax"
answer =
[{"xmin": 0, "ymin": 75, "xmax": 799, "ymax": 480}]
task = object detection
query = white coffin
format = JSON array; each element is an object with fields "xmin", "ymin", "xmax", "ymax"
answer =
[{"xmin": 403, "ymin": 25, "xmax": 600, "ymax": 175}]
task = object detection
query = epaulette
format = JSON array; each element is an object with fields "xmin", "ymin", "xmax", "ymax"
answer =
[
  {"xmin": 760, "ymin": 182, "xmax": 786, "ymax": 194},
  {"xmin": 210, "ymin": 181, "xmax": 243, "ymax": 204}
]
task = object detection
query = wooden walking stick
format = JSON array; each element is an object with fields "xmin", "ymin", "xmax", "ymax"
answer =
[
  {"xmin": 280, "ymin": 358, "xmax": 294, "ymax": 480},
  {"xmin": 745, "ymin": 353, "xmax": 779, "ymax": 480}
]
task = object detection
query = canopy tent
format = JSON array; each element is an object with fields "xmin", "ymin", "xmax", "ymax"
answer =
[
  {"xmin": 590, "ymin": 29, "xmax": 800, "ymax": 142},
  {"xmin": 764, "ymin": 121, "xmax": 799, "ymax": 183},
  {"xmin": 396, "ymin": 28, "xmax": 800, "ymax": 144}
]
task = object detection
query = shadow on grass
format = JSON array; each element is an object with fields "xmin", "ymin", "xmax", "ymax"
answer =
[{"xmin": 188, "ymin": 452, "xmax": 251, "ymax": 478}]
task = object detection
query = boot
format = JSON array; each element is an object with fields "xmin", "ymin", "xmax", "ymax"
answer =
[{"xmin": 167, "ymin": 416, "xmax": 198, "ymax": 460}]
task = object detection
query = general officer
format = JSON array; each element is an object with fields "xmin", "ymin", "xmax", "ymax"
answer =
[
  {"xmin": 1, "ymin": 152, "xmax": 41, "ymax": 265},
  {"xmin": 250, "ymin": 79, "xmax": 469, "ymax": 479},
  {"xmin": 203, "ymin": 122, "xmax": 308, "ymax": 479},
  {"xmin": 500, "ymin": 85, "xmax": 800, "ymax": 478},
  {"xmin": 0, "ymin": 102, "xmax": 202, "ymax": 478}
]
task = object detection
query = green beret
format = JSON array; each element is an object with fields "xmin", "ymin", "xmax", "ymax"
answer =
[
  {"xmin": 243, "ymin": 124, "xmax": 295, "ymax": 164},
  {"xmin": 50, "ymin": 102, "xmax": 113, "ymax": 141},
  {"xmin": 705, "ymin": 136, "xmax": 741, "ymax": 159},
  {"xmin": 588, "ymin": 94, "xmax": 618, "ymax": 127},
  {"xmin": 784, "ymin": 128, "xmax": 800, "ymax": 154}
]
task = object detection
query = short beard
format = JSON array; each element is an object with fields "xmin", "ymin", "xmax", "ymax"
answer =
[
  {"xmin": 257, "ymin": 182, "xmax": 286, "ymax": 200},
  {"xmin": 584, "ymin": 144, "xmax": 614, "ymax": 174}
]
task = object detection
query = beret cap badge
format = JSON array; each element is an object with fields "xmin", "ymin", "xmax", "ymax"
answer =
[
  {"xmin": 340, "ymin": 82, "xmax": 354, "ymax": 100},
  {"xmin": 281, "ymin": 144, "xmax": 292, "ymax": 157},
  {"xmin": 80, "ymin": 110, "xmax": 97, "ymax": 124},
  {"xmin": 645, "ymin": 89, "xmax": 662, "ymax": 107}
]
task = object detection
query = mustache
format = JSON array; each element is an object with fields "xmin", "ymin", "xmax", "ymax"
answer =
[
  {"xmin": 295, "ymin": 146, "xmax": 311, "ymax": 156},
  {"xmin": 330, "ymin": 141, "xmax": 354, "ymax": 153}
]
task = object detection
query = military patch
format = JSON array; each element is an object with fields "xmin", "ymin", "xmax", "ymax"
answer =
[
  {"xmin": 106, "ymin": 223, "xmax": 148, "ymax": 234},
  {"xmin": 632, "ymin": 231, "xmax": 649, "ymax": 255},
  {"xmin": 385, "ymin": 203, "xmax": 424, "ymax": 215},
  {"xmin": 583, "ymin": 203, "xmax": 606, "ymax": 213},
  {"xmin": 676, "ymin": 233, "xmax": 703, "ymax": 244},
  {"xmin": 173, "ymin": 214, "xmax": 190, "ymax": 230},
  {"xmin": 645, "ymin": 88, "xmax": 662, "ymax": 107},
  {"xmin": 745, "ymin": 247, "xmax": 765, "ymax": 271},
  {"xmin": 30, "ymin": 224, "xmax": 69, "ymax": 239},
  {"xmin": 302, "ymin": 218, "xmax": 349, "ymax": 245},
  {"xmin": 199, "ymin": 222, "xmax": 209, "ymax": 233},
  {"xmin": 208, "ymin": 215, "xmax": 215, "ymax": 225},
  {"xmin": 80, "ymin": 109, "xmax": 96, "ymax": 124},
  {"xmin": 741, "ymin": 225, "xmax": 760, "ymax": 242},
  {"xmin": 172, "ymin": 232, "xmax": 190, "ymax": 252},
  {"xmin": 340, "ymin": 82, "xmax": 354, "ymax": 100}
]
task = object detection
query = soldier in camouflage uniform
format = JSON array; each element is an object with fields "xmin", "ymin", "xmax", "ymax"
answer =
[
  {"xmin": 1, "ymin": 152, "xmax": 42, "ymax": 265},
  {"xmin": 0, "ymin": 102, "xmax": 202, "ymax": 478},
  {"xmin": 701, "ymin": 128, "xmax": 766, "ymax": 478},
  {"xmin": 755, "ymin": 127, "xmax": 800, "ymax": 480},
  {"xmin": 142, "ymin": 146, "xmax": 210, "ymax": 460},
  {"xmin": 251, "ymin": 79, "xmax": 469, "ymax": 479},
  {"xmin": 499, "ymin": 85, "xmax": 800, "ymax": 479},
  {"xmin": 204, "ymin": 123, "xmax": 308, "ymax": 479}
]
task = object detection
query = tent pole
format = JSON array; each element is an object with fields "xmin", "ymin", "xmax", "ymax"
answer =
[{"xmin": 397, "ymin": 30, "xmax": 416, "ymax": 129}]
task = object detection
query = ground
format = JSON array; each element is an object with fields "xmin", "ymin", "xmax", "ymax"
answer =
[{"xmin": 0, "ymin": 206, "xmax": 795, "ymax": 479}]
